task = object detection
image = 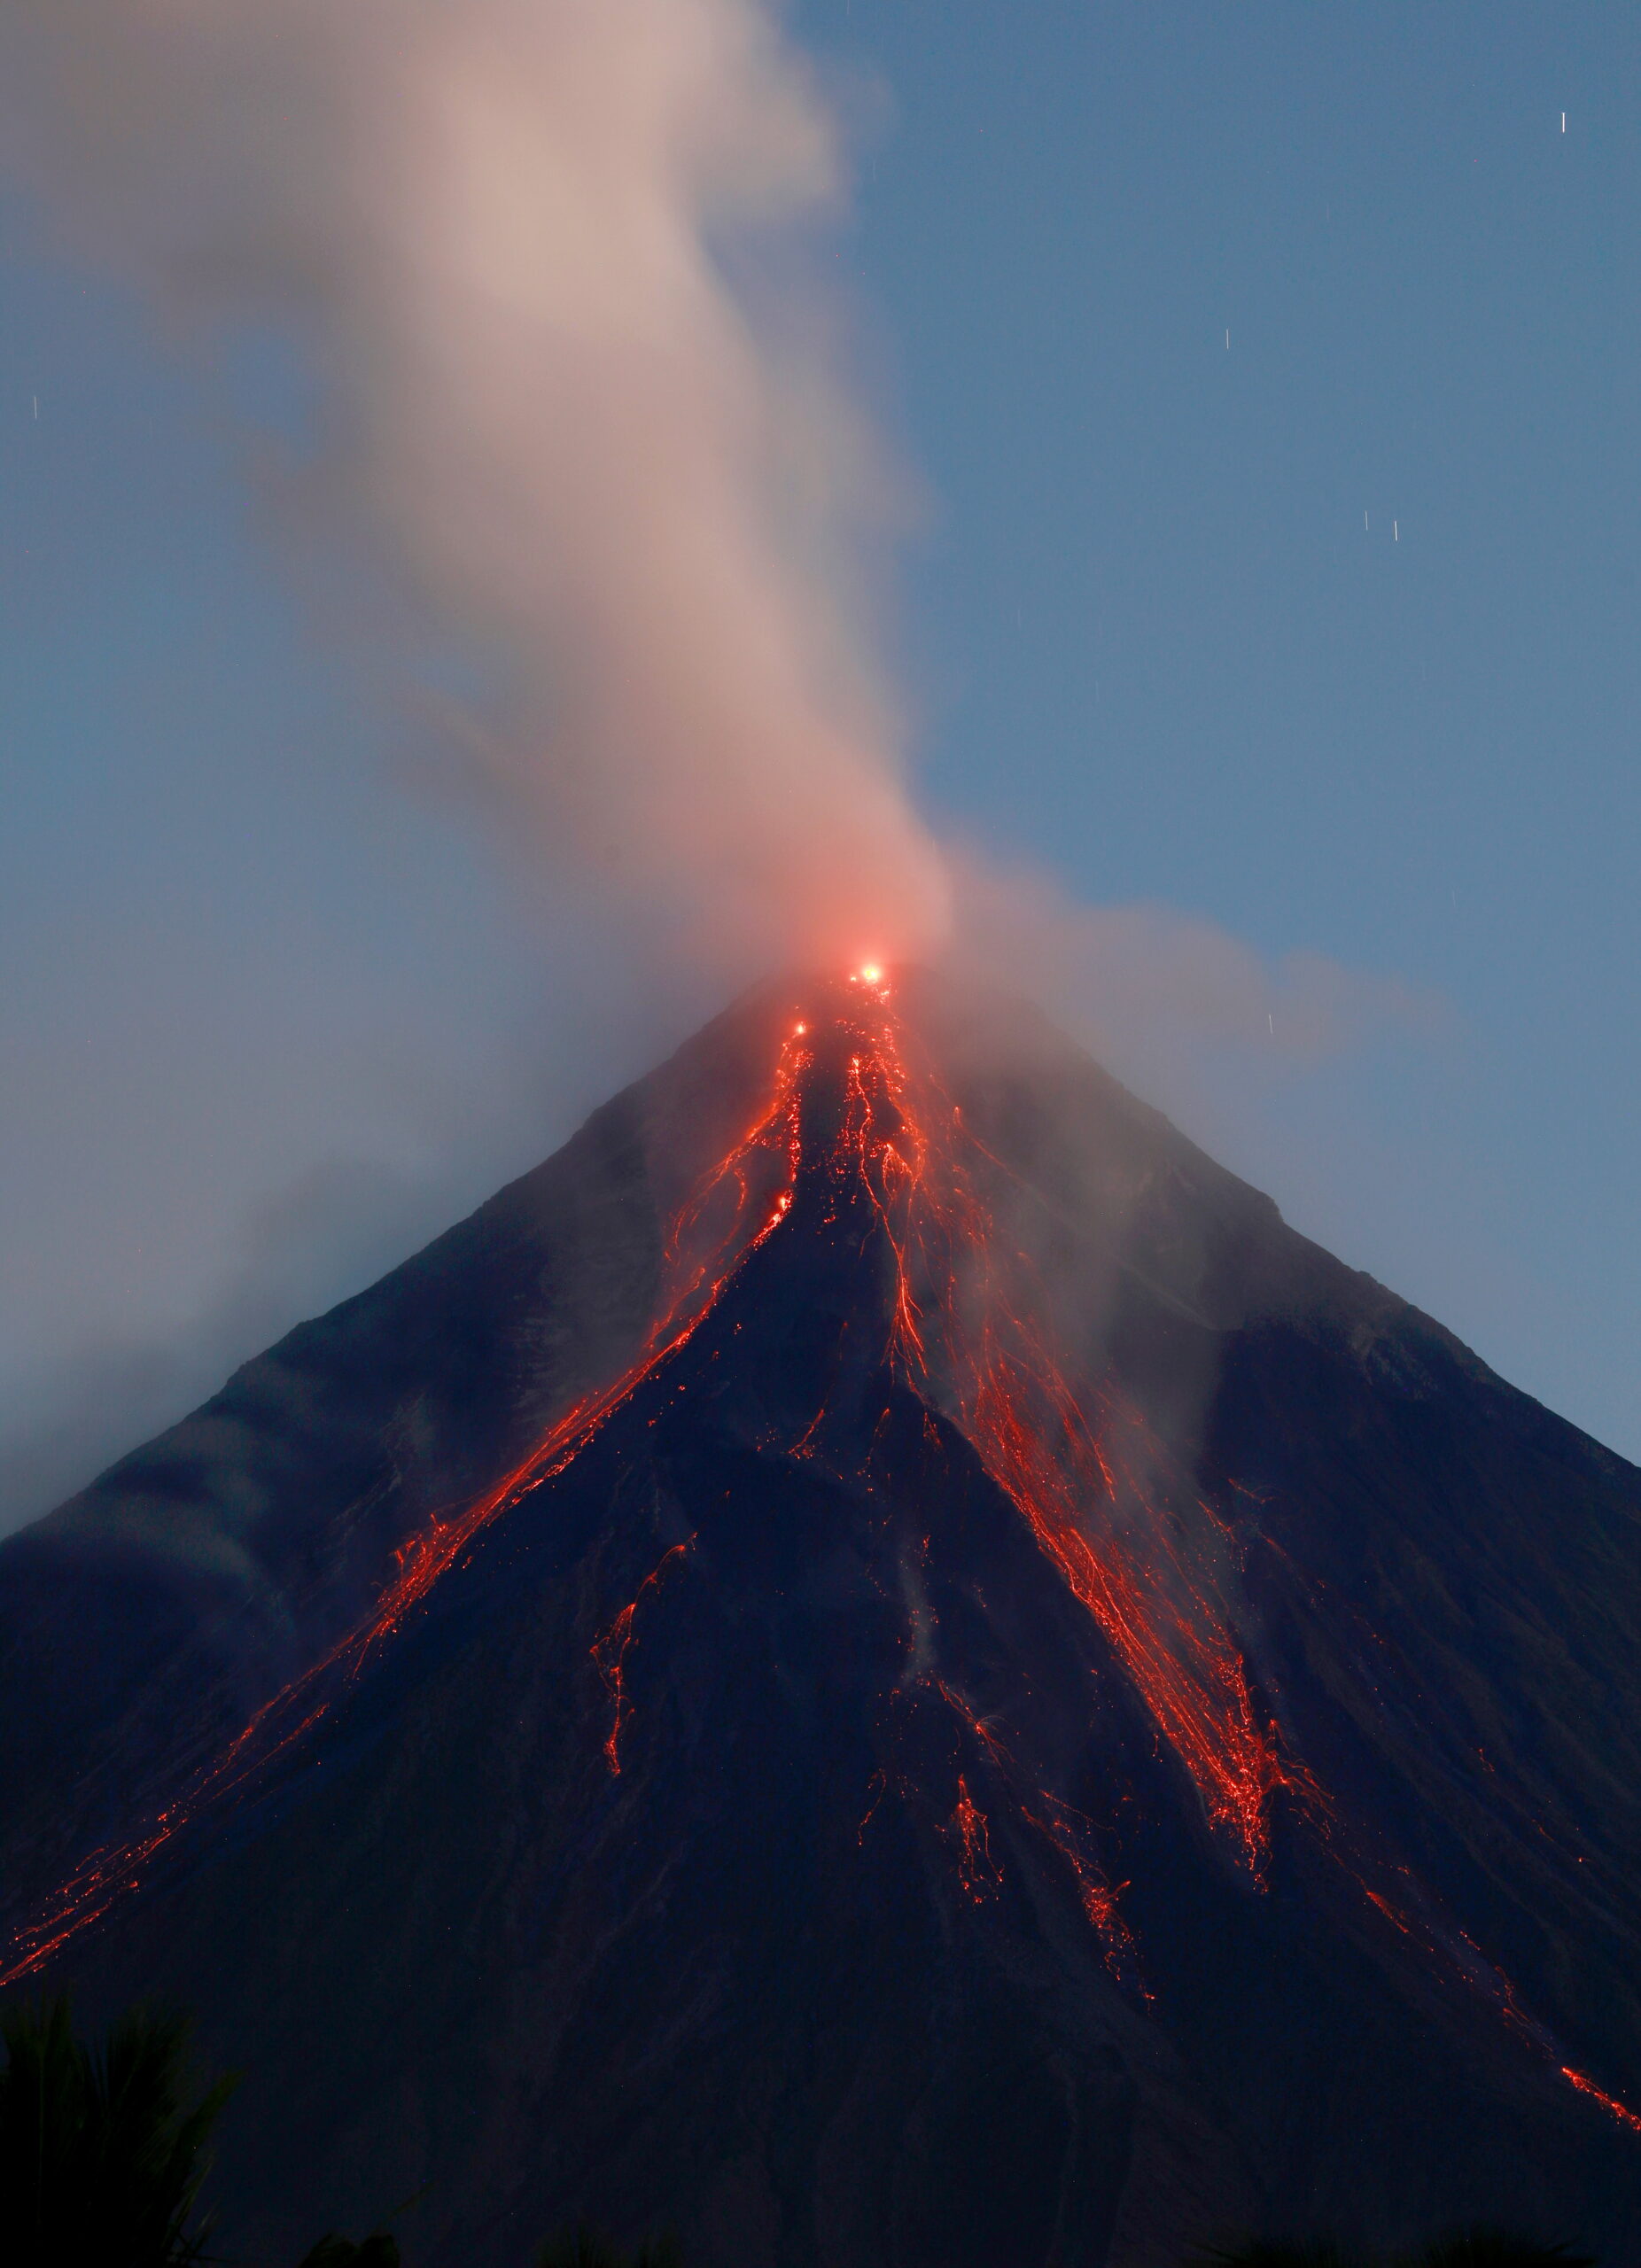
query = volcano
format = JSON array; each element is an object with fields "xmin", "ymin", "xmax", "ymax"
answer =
[{"xmin": 3, "ymin": 969, "xmax": 1639, "ymax": 2266}]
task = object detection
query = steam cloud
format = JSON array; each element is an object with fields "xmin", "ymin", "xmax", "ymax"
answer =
[
  {"xmin": 1, "ymin": 0, "xmax": 952, "ymax": 971},
  {"xmin": 0, "ymin": 0, "xmax": 1446, "ymax": 1538}
]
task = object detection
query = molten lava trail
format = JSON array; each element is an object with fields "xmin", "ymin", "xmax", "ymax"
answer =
[
  {"xmin": 592, "ymin": 1540, "xmax": 695, "ymax": 1775},
  {"xmin": 1561, "ymin": 2068, "xmax": 1641, "ymax": 2135},
  {"xmin": 808, "ymin": 974, "xmax": 1641, "ymax": 2131},
  {"xmin": 0, "ymin": 1032, "xmax": 809, "ymax": 1990},
  {"xmin": 930, "ymin": 1675, "xmax": 1137, "ymax": 1977},
  {"xmin": 9, "ymin": 975, "xmax": 1641, "ymax": 2147},
  {"xmin": 824, "ymin": 972, "xmax": 1303, "ymax": 1872},
  {"xmin": 949, "ymin": 1775, "xmax": 1001, "ymax": 1901}
]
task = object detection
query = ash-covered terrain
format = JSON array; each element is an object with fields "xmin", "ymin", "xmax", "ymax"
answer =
[{"xmin": 3, "ymin": 971, "xmax": 1638, "ymax": 2266}]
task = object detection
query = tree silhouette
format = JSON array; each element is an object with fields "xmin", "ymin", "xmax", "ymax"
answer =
[
  {"xmin": 1416, "ymin": 2235, "xmax": 1596, "ymax": 2268},
  {"xmin": 537, "ymin": 2222, "xmax": 683, "ymax": 2268},
  {"xmin": 1191, "ymin": 2235, "xmax": 1596, "ymax": 2268},
  {"xmin": 0, "ymin": 1992, "xmax": 237, "ymax": 2267},
  {"xmin": 1192, "ymin": 2246, "xmax": 1365, "ymax": 2268},
  {"xmin": 296, "ymin": 2236, "xmax": 402, "ymax": 2266}
]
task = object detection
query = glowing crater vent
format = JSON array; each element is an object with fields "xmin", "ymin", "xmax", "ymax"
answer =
[{"xmin": 5, "ymin": 965, "xmax": 1640, "ymax": 2148}]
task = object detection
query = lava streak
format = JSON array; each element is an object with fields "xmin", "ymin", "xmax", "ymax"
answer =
[
  {"xmin": 934, "ymin": 1676, "xmax": 1136, "ymax": 1976},
  {"xmin": 1561, "ymin": 2067, "xmax": 1641, "ymax": 2135},
  {"xmin": 1021, "ymin": 1793, "xmax": 1137, "ymax": 1965},
  {"xmin": 12, "ymin": 974, "xmax": 1641, "ymax": 2155},
  {"xmin": 950, "ymin": 1775, "xmax": 1001, "ymax": 1901},
  {"xmin": 592, "ymin": 1540, "xmax": 694, "ymax": 1774},
  {"xmin": 0, "ymin": 1025, "xmax": 811, "ymax": 1990},
  {"xmin": 828, "ymin": 970, "xmax": 1302, "ymax": 1870},
  {"xmin": 825, "ymin": 976, "xmax": 1639, "ymax": 2136}
]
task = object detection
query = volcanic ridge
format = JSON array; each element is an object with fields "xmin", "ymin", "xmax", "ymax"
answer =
[{"xmin": 2, "ymin": 967, "xmax": 1640, "ymax": 2266}]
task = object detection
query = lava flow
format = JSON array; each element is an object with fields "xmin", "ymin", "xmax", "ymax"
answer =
[
  {"xmin": 782, "ymin": 971, "xmax": 1641, "ymax": 2131},
  {"xmin": 7, "ymin": 968, "xmax": 1641, "ymax": 2152},
  {"xmin": 949, "ymin": 1775, "xmax": 1001, "ymax": 1901},
  {"xmin": 1561, "ymin": 2068, "xmax": 1641, "ymax": 2135},
  {"xmin": 592, "ymin": 1540, "xmax": 695, "ymax": 1775},
  {"xmin": 819, "ymin": 968, "xmax": 1303, "ymax": 1872},
  {"xmin": 0, "ymin": 1027, "xmax": 809, "ymax": 1990}
]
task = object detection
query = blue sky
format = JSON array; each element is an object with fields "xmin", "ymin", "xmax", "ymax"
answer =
[
  {"xmin": 798, "ymin": 0, "xmax": 1639, "ymax": 1451},
  {"xmin": 1, "ymin": 1, "xmax": 1636, "ymax": 1520}
]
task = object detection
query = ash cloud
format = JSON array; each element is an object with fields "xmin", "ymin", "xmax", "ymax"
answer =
[
  {"xmin": 0, "ymin": 0, "xmax": 1459, "ymax": 1538},
  {"xmin": 0, "ymin": 1159, "xmax": 432, "ymax": 1536},
  {"xmin": 0, "ymin": 0, "xmax": 950, "ymax": 975},
  {"xmin": 947, "ymin": 852, "xmax": 1442, "ymax": 1100}
]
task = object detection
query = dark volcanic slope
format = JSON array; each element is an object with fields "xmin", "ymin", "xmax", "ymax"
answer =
[{"xmin": 2, "ymin": 973, "xmax": 1639, "ymax": 2268}]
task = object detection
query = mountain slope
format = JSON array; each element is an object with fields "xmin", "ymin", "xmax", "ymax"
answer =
[{"xmin": 1, "ymin": 969, "xmax": 1638, "ymax": 2266}]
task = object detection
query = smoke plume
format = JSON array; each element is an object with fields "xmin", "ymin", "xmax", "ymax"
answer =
[
  {"xmin": 1, "ymin": 0, "xmax": 951, "ymax": 972},
  {"xmin": 0, "ymin": 0, "xmax": 1458, "ymax": 1542}
]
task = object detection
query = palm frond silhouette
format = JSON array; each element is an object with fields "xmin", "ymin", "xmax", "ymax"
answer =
[
  {"xmin": 1192, "ymin": 2245, "xmax": 1365, "ymax": 2268},
  {"xmin": 295, "ymin": 2236, "xmax": 402, "ymax": 2266},
  {"xmin": 538, "ymin": 2221, "xmax": 683, "ymax": 2268},
  {"xmin": 0, "ymin": 1992, "xmax": 236, "ymax": 2267},
  {"xmin": 1414, "ymin": 2233, "xmax": 1596, "ymax": 2268}
]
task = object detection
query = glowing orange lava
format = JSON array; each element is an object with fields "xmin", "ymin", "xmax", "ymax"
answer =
[
  {"xmin": 950, "ymin": 1775, "xmax": 1001, "ymax": 1901},
  {"xmin": 1560, "ymin": 2066, "xmax": 1641, "ymax": 2133},
  {"xmin": 819, "ymin": 975, "xmax": 1303, "ymax": 1870},
  {"xmin": 1021, "ymin": 1792, "xmax": 1138, "ymax": 1969},
  {"xmin": 7, "ymin": 973, "xmax": 1640, "ymax": 2148},
  {"xmin": 592, "ymin": 1540, "xmax": 694, "ymax": 1774},
  {"xmin": 0, "ymin": 1028, "xmax": 809, "ymax": 1990},
  {"xmin": 933, "ymin": 1676, "xmax": 1135, "ymax": 1974}
]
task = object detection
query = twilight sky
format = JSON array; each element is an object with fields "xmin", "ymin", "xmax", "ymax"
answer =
[{"xmin": 2, "ymin": 0, "xmax": 1637, "ymax": 1526}]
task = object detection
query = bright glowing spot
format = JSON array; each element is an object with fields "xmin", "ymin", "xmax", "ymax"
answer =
[{"xmin": 855, "ymin": 963, "xmax": 883, "ymax": 984}]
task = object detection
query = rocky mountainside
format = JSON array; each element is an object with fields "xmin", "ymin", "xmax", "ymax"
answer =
[{"xmin": 2, "ymin": 969, "xmax": 1638, "ymax": 2266}]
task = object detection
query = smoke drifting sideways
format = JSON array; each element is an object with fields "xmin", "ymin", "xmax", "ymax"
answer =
[
  {"xmin": 0, "ymin": 0, "xmax": 1442, "ymax": 1538},
  {"xmin": 0, "ymin": 0, "xmax": 951, "ymax": 978}
]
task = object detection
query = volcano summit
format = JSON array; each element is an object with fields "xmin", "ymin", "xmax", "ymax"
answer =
[{"xmin": 2, "ymin": 970, "xmax": 1639, "ymax": 2265}]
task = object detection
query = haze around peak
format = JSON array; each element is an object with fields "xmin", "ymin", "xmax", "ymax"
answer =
[{"xmin": 2, "ymin": 4, "xmax": 1631, "ymax": 1533}]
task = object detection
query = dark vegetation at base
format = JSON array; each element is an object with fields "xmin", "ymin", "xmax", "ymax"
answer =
[
  {"xmin": 297, "ymin": 2239, "xmax": 403, "ymax": 2268},
  {"xmin": 0, "ymin": 1992, "xmax": 235, "ymax": 2266},
  {"xmin": 536, "ymin": 2225, "xmax": 682, "ymax": 2268},
  {"xmin": 0, "ymin": 2000, "xmax": 1601, "ymax": 2268},
  {"xmin": 1194, "ymin": 2239, "xmax": 1596, "ymax": 2267}
]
